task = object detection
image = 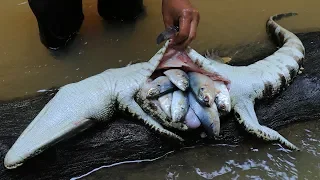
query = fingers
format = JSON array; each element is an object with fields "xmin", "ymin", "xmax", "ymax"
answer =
[
  {"xmin": 182, "ymin": 19, "xmax": 198, "ymax": 47},
  {"xmin": 163, "ymin": 16, "xmax": 174, "ymax": 29},
  {"xmin": 171, "ymin": 9, "xmax": 200, "ymax": 50},
  {"xmin": 174, "ymin": 12, "xmax": 192, "ymax": 46}
]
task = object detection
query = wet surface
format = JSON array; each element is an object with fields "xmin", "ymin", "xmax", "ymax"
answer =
[
  {"xmin": 1, "ymin": 0, "xmax": 320, "ymax": 180},
  {"xmin": 1, "ymin": 0, "xmax": 320, "ymax": 100},
  {"xmin": 74, "ymin": 121, "xmax": 320, "ymax": 180}
]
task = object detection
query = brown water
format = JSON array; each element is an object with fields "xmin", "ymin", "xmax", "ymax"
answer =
[
  {"xmin": 72, "ymin": 121, "xmax": 320, "ymax": 180},
  {"xmin": 1, "ymin": 0, "xmax": 320, "ymax": 179},
  {"xmin": 1, "ymin": 0, "xmax": 320, "ymax": 100}
]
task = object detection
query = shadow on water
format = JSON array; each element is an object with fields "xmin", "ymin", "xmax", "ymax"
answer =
[{"xmin": 49, "ymin": 7, "xmax": 147, "ymax": 60}]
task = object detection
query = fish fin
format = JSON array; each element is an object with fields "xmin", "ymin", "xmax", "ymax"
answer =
[{"xmin": 233, "ymin": 99, "xmax": 300, "ymax": 150}]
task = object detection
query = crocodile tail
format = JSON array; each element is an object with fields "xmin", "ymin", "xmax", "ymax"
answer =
[
  {"xmin": 266, "ymin": 12, "xmax": 305, "ymax": 66},
  {"xmin": 246, "ymin": 13, "xmax": 306, "ymax": 100}
]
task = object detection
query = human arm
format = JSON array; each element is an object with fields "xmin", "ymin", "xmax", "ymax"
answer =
[{"xmin": 162, "ymin": 0, "xmax": 200, "ymax": 50}]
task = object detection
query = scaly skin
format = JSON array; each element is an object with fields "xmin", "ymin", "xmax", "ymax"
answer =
[
  {"xmin": 185, "ymin": 13, "xmax": 304, "ymax": 150},
  {"xmin": 4, "ymin": 13, "xmax": 304, "ymax": 170},
  {"xmin": 3, "ymin": 41, "xmax": 189, "ymax": 169}
]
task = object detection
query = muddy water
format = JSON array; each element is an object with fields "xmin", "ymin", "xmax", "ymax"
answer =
[
  {"xmin": 73, "ymin": 121, "xmax": 320, "ymax": 180},
  {"xmin": 1, "ymin": 0, "xmax": 320, "ymax": 179},
  {"xmin": 1, "ymin": 0, "xmax": 320, "ymax": 100}
]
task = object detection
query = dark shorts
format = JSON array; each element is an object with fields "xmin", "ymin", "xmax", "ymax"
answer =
[{"xmin": 28, "ymin": 0, "xmax": 144, "ymax": 50}]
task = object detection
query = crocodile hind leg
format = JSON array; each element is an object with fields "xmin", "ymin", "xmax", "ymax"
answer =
[
  {"xmin": 119, "ymin": 96, "xmax": 185, "ymax": 141},
  {"xmin": 233, "ymin": 98, "xmax": 299, "ymax": 150},
  {"xmin": 135, "ymin": 89, "xmax": 189, "ymax": 131}
]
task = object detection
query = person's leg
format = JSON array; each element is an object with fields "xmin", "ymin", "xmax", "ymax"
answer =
[
  {"xmin": 97, "ymin": 0, "xmax": 144, "ymax": 21},
  {"xmin": 28, "ymin": 0, "xmax": 84, "ymax": 50}
]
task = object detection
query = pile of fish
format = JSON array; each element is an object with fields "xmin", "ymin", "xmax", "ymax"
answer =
[{"xmin": 140, "ymin": 50, "xmax": 231, "ymax": 137}]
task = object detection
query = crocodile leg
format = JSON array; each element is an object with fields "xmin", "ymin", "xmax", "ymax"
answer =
[
  {"xmin": 233, "ymin": 98, "xmax": 299, "ymax": 150},
  {"xmin": 135, "ymin": 89, "xmax": 189, "ymax": 131},
  {"xmin": 119, "ymin": 96, "xmax": 184, "ymax": 141}
]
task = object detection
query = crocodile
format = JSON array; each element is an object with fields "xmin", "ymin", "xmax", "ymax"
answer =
[
  {"xmin": 3, "ymin": 12, "xmax": 304, "ymax": 169},
  {"xmin": 3, "ymin": 41, "xmax": 196, "ymax": 169},
  {"xmin": 137, "ymin": 12, "xmax": 305, "ymax": 151},
  {"xmin": 184, "ymin": 12, "xmax": 305, "ymax": 150}
]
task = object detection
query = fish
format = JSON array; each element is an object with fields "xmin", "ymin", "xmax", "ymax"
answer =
[
  {"xmin": 156, "ymin": 49, "xmax": 231, "ymax": 89},
  {"xmin": 158, "ymin": 93, "xmax": 172, "ymax": 118},
  {"xmin": 145, "ymin": 76, "xmax": 176, "ymax": 98},
  {"xmin": 188, "ymin": 91, "xmax": 220, "ymax": 136},
  {"xmin": 188, "ymin": 71, "xmax": 231, "ymax": 112},
  {"xmin": 188, "ymin": 72, "xmax": 219, "ymax": 107},
  {"xmin": 184, "ymin": 107, "xmax": 201, "ymax": 129},
  {"xmin": 156, "ymin": 26, "xmax": 179, "ymax": 45},
  {"xmin": 171, "ymin": 90, "xmax": 189, "ymax": 122},
  {"xmin": 164, "ymin": 69, "xmax": 189, "ymax": 91},
  {"xmin": 211, "ymin": 80, "xmax": 231, "ymax": 112}
]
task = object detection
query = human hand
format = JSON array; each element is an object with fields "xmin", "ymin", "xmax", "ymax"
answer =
[{"xmin": 162, "ymin": 0, "xmax": 200, "ymax": 50}]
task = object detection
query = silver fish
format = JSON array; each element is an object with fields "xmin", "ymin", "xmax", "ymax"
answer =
[
  {"xmin": 171, "ymin": 90, "xmax": 189, "ymax": 122},
  {"xmin": 146, "ymin": 76, "xmax": 176, "ymax": 98},
  {"xmin": 188, "ymin": 91, "xmax": 220, "ymax": 136},
  {"xmin": 211, "ymin": 80, "xmax": 231, "ymax": 113},
  {"xmin": 156, "ymin": 26, "xmax": 179, "ymax": 45},
  {"xmin": 164, "ymin": 69, "xmax": 189, "ymax": 91},
  {"xmin": 158, "ymin": 93, "xmax": 173, "ymax": 118},
  {"xmin": 188, "ymin": 72, "xmax": 218, "ymax": 107}
]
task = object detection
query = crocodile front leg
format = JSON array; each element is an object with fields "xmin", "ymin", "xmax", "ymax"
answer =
[
  {"xmin": 135, "ymin": 87, "xmax": 189, "ymax": 131},
  {"xmin": 119, "ymin": 95, "xmax": 184, "ymax": 141}
]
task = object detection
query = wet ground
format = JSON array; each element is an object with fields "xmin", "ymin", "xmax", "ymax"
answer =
[
  {"xmin": 73, "ymin": 121, "xmax": 320, "ymax": 180},
  {"xmin": 1, "ymin": 0, "xmax": 320, "ymax": 179}
]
